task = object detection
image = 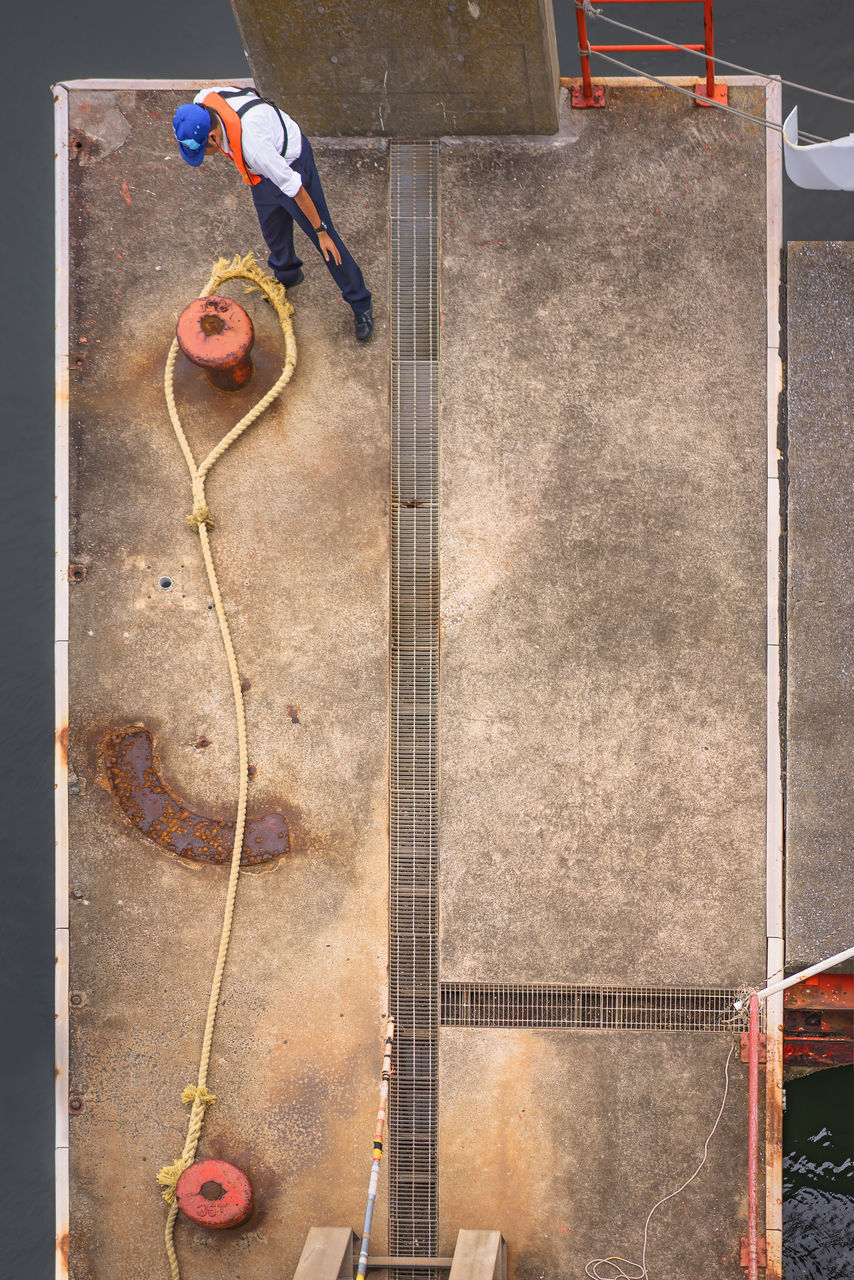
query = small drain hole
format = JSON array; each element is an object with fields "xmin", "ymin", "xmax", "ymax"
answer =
[{"xmin": 158, "ymin": 576, "xmax": 173, "ymax": 590}]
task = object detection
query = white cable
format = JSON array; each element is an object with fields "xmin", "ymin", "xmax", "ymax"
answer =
[
  {"xmin": 577, "ymin": 0, "xmax": 854, "ymax": 109},
  {"xmin": 585, "ymin": 1042, "xmax": 734, "ymax": 1280},
  {"xmin": 575, "ymin": 44, "xmax": 831, "ymax": 143}
]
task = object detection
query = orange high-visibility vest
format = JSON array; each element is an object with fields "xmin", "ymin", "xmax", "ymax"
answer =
[{"xmin": 200, "ymin": 91, "xmax": 262, "ymax": 186}]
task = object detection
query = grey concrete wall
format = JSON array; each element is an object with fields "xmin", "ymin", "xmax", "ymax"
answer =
[
  {"xmin": 229, "ymin": 0, "xmax": 559, "ymax": 137},
  {"xmin": 786, "ymin": 241, "xmax": 854, "ymax": 969}
]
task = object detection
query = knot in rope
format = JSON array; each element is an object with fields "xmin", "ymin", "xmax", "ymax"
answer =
[
  {"xmin": 181, "ymin": 1084, "xmax": 217, "ymax": 1109},
  {"xmin": 156, "ymin": 1158, "xmax": 191, "ymax": 1205},
  {"xmin": 185, "ymin": 502, "xmax": 214, "ymax": 531},
  {"xmin": 155, "ymin": 1086, "xmax": 219, "ymax": 1203}
]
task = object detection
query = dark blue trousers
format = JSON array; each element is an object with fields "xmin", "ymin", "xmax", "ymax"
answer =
[{"xmin": 251, "ymin": 137, "xmax": 371, "ymax": 315}]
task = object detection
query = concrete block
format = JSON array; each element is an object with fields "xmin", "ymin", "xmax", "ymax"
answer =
[
  {"xmin": 294, "ymin": 1227, "xmax": 356, "ymax": 1280},
  {"xmin": 229, "ymin": 0, "xmax": 559, "ymax": 136},
  {"xmin": 449, "ymin": 1230, "xmax": 507, "ymax": 1280}
]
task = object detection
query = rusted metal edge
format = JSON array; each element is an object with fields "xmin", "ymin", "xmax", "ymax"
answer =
[
  {"xmin": 764, "ymin": 74, "xmax": 785, "ymax": 1280},
  {"xmin": 781, "ymin": 976, "xmax": 854, "ymax": 1073},
  {"xmin": 53, "ymin": 79, "xmax": 70, "ymax": 1280},
  {"xmin": 783, "ymin": 1036, "xmax": 854, "ymax": 1070},
  {"xmin": 785, "ymin": 973, "xmax": 854, "ymax": 1009}
]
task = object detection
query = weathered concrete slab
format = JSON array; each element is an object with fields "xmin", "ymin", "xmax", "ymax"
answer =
[
  {"xmin": 65, "ymin": 87, "xmax": 389, "ymax": 1279},
  {"xmin": 438, "ymin": 86, "xmax": 769, "ymax": 989},
  {"xmin": 439, "ymin": 1029, "xmax": 750, "ymax": 1280},
  {"xmin": 229, "ymin": 0, "xmax": 559, "ymax": 137},
  {"xmin": 62, "ymin": 78, "xmax": 774, "ymax": 1280},
  {"xmin": 786, "ymin": 241, "xmax": 854, "ymax": 969}
]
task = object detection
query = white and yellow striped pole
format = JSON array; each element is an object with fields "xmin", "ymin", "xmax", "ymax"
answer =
[{"xmin": 356, "ymin": 1020, "xmax": 395, "ymax": 1280}]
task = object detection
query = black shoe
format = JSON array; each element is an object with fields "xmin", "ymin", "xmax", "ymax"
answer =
[
  {"xmin": 354, "ymin": 306, "xmax": 374, "ymax": 343},
  {"xmin": 265, "ymin": 270, "xmax": 303, "ymax": 307}
]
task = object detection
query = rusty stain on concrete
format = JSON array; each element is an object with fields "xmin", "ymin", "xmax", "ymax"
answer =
[
  {"xmin": 57, "ymin": 724, "xmax": 69, "ymax": 769},
  {"xmin": 99, "ymin": 725, "xmax": 290, "ymax": 866}
]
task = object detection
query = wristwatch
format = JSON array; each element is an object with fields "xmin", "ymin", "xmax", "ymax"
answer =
[{"xmin": 316, "ymin": 219, "xmax": 329, "ymax": 234}]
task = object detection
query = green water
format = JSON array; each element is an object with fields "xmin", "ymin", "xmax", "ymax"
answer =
[{"xmin": 784, "ymin": 1066, "xmax": 854, "ymax": 1279}]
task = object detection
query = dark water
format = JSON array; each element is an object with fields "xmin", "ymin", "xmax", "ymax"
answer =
[
  {"xmin": 2, "ymin": 1, "xmax": 852, "ymax": 1272},
  {"xmin": 784, "ymin": 1068, "xmax": 854, "ymax": 1280}
]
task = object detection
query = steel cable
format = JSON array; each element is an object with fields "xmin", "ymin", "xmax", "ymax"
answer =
[
  {"xmin": 575, "ymin": 0, "xmax": 853, "ymax": 140},
  {"xmin": 576, "ymin": 0, "xmax": 854, "ymax": 108},
  {"xmin": 573, "ymin": 43, "xmax": 830, "ymax": 142}
]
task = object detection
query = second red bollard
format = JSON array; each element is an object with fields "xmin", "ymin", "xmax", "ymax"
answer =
[{"xmin": 175, "ymin": 1157, "xmax": 254, "ymax": 1229}]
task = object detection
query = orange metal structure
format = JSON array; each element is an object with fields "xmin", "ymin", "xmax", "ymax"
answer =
[
  {"xmin": 745, "ymin": 974, "xmax": 853, "ymax": 1279},
  {"xmin": 572, "ymin": 0, "xmax": 728, "ymax": 109},
  {"xmin": 783, "ymin": 972, "xmax": 854, "ymax": 1072}
]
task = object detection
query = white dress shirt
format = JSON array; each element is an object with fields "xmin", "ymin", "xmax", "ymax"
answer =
[{"xmin": 194, "ymin": 86, "xmax": 303, "ymax": 198}]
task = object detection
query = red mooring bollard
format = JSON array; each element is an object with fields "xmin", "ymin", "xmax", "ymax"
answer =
[
  {"xmin": 175, "ymin": 1158, "xmax": 254, "ymax": 1229},
  {"xmin": 176, "ymin": 295, "xmax": 255, "ymax": 391}
]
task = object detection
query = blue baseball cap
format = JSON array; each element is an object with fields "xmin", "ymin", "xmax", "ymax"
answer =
[{"xmin": 173, "ymin": 104, "xmax": 211, "ymax": 167}]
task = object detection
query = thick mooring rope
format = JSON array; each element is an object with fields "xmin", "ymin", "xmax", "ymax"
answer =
[{"xmin": 155, "ymin": 252, "xmax": 296, "ymax": 1280}]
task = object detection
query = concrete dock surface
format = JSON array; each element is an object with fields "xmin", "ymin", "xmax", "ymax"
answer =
[
  {"xmin": 60, "ymin": 81, "xmax": 772, "ymax": 1279},
  {"xmin": 438, "ymin": 90, "xmax": 768, "ymax": 990},
  {"xmin": 63, "ymin": 85, "xmax": 392, "ymax": 1278}
]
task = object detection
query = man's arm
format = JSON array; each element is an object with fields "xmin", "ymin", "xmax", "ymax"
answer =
[
  {"xmin": 294, "ymin": 186, "xmax": 342, "ymax": 265},
  {"xmin": 239, "ymin": 108, "xmax": 343, "ymax": 266}
]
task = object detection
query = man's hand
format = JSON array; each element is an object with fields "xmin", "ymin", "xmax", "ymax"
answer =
[
  {"xmin": 294, "ymin": 186, "xmax": 343, "ymax": 265},
  {"xmin": 318, "ymin": 229, "xmax": 342, "ymax": 266}
]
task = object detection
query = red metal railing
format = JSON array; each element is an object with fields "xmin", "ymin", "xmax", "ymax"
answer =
[
  {"xmin": 573, "ymin": 0, "xmax": 722, "ymax": 108},
  {"xmin": 745, "ymin": 958, "xmax": 854, "ymax": 1280},
  {"xmin": 747, "ymin": 993, "xmax": 760, "ymax": 1280}
]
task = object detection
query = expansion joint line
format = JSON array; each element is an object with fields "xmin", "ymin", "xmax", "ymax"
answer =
[
  {"xmin": 388, "ymin": 140, "xmax": 441, "ymax": 1280},
  {"xmin": 156, "ymin": 252, "xmax": 296, "ymax": 1280}
]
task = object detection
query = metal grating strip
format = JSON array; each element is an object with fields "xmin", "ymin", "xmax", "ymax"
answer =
[
  {"xmin": 390, "ymin": 145, "xmax": 439, "ymax": 364},
  {"xmin": 389, "ymin": 140, "xmax": 440, "ymax": 1280},
  {"xmin": 441, "ymin": 983, "xmax": 747, "ymax": 1032}
]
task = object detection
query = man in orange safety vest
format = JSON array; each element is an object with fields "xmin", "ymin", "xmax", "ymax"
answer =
[{"xmin": 173, "ymin": 86, "xmax": 373, "ymax": 343}]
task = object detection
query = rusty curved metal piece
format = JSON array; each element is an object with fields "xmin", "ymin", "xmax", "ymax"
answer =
[{"xmin": 101, "ymin": 725, "xmax": 289, "ymax": 866}]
